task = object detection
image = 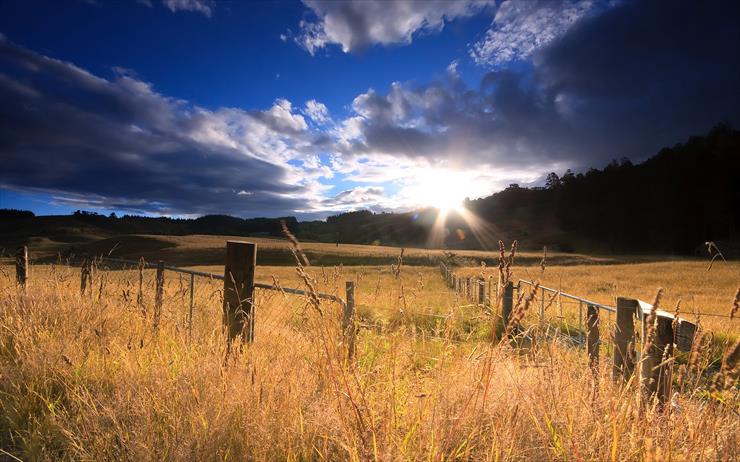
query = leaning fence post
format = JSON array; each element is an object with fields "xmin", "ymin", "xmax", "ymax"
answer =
[
  {"xmin": 587, "ymin": 305, "xmax": 599, "ymax": 370},
  {"xmin": 223, "ymin": 241, "xmax": 257, "ymax": 343},
  {"xmin": 613, "ymin": 297, "xmax": 637, "ymax": 382},
  {"xmin": 15, "ymin": 246, "xmax": 28, "ymax": 289},
  {"xmin": 641, "ymin": 314, "xmax": 674, "ymax": 407},
  {"xmin": 344, "ymin": 281, "xmax": 356, "ymax": 360}
]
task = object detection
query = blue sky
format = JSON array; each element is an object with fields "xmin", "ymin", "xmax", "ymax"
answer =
[{"xmin": 0, "ymin": 0, "xmax": 738, "ymax": 218}]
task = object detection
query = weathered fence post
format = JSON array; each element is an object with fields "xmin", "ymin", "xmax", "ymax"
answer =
[
  {"xmin": 587, "ymin": 304, "xmax": 599, "ymax": 370},
  {"xmin": 188, "ymin": 273, "xmax": 194, "ymax": 343},
  {"xmin": 137, "ymin": 257, "xmax": 145, "ymax": 312},
  {"xmin": 641, "ymin": 314, "xmax": 674, "ymax": 407},
  {"xmin": 154, "ymin": 260, "xmax": 164, "ymax": 330},
  {"xmin": 80, "ymin": 258, "xmax": 93, "ymax": 296},
  {"xmin": 478, "ymin": 278, "xmax": 485, "ymax": 307},
  {"xmin": 223, "ymin": 241, "xmax": 256, "ymax": 343},
  {"xmin": 15, "ymin": 246, "xmax": 28, "ymax": 289},
  {"xmin": 488, "ymin": 275, "xmax": 493, "ymax": 307},
  {"xmin": 502, "ymin": 281, "xmax": 514, "ymax": 332},
  {"xmin": 467, "ymin": 277, "xmax": 471, "ymax": 299},
  {"xmin": 540, "ymin": 286, "xmax": 545, "ymax": 326},
  {"xmin": 344, "ymin": 281, "xmax": 356, "ymax": 360},
  {"xmin": 613, "ymin": 297, "xmax": 637, "ymax": 382}
]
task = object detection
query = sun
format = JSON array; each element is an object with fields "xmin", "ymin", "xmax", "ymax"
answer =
[{"xmin": 407, "ymin": 168, "xmax": 469, "ymax": 213}]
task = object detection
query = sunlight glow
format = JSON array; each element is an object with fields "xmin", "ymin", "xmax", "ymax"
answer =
[{"xmin": 406, "ymin": 169, "xmax": 469, "ymax": 212}]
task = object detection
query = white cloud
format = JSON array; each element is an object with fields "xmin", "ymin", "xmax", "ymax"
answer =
[
  {"xmin": 470, "ymin": 0, "xmax": 595, "ymax": 67},
  {"xmin": 304, "ymin": 99, "xmax": 331, "ymax": 124},
  {"xmin": 163, "ymin": 0, "xmax": 214, "ymax": 17},
  {"xmin": 296, "ymin": 0, "xmax": 493, "ymax": 55}
]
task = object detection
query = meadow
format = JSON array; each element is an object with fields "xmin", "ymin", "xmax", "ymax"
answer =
[{"xmin": 0, "ymin": 240, "xmax": 738, "ymax": 460}]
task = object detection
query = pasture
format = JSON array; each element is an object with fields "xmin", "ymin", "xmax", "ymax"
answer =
[{"xmin": 0, "ymin": 238, "xmax": 738, "ymax": 460}]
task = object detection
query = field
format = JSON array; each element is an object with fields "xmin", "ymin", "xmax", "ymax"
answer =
[{"xmin": 1, "ymin": 237, "xmax": 739, "ymax": 460}]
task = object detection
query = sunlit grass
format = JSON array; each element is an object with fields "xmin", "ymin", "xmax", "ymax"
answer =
[{"xmin": 0, "ymin": 261, "xmax": 738, "ymax": 460}]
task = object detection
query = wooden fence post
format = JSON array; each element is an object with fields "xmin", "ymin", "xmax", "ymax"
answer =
[
  {"xmin": 188, "ymin": 273, "xmax": 194, "ymax": 343},
  {"xmin": 344, "ymin": 281, "xmax": 356, "ymax": 360},
  {"xmin": 540, "ymin": 286, "xmax": 545, "ymax": 326},
  {"xmin": 478, "ymin": 278, "xmax": 485, "ymax": 306},
  {"xmin": 15, "ymin": 246, "xmax": 27, "ymax": 289},
  {"xmin": 80, "ymin": 258, "xmax": 93, "ymax": 296},
  {"xmin": 467, "ymin": 277, "xmax": 471, "ymax": 299},
  {"xmin": 587, "ymin": 304, "xmax": 599, "ymax": 370},
  {"xmin": 223, "ymin": 241, "xmax": 256, "ymax": 343},
  {"xmin": 641, "ymin": 315, "xmax": 674, "ymax": 407},
  {"xmin": 613, "ymin": 297, "xmax": 637, "ymax": 382},
  {"xmin": 502, "ymin": 281, "xmax": 513, "ymax": 330},
  {"xmin": 154, "ymin": 261, "xmax": 164, "ymax": 330},
  {"xmin": 137, "ymin": 258, "xmax": 145, "ymax": 312}
]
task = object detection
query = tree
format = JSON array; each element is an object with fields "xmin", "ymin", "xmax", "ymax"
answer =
[{"xmin": 545, "ymin": 172, "xmax": 561, "ymax": 189}]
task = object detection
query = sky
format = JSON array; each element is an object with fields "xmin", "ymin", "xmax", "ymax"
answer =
[{"xmin": 0, "ymin": 0, "xmax": 738, "ymax": 219}]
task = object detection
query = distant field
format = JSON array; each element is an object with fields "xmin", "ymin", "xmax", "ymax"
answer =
[{"xmin": 6, "ymin": 232, "xmax": 699, "ymax": 267}]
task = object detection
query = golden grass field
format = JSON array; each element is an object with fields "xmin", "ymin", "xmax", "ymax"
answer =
[{"xmin": 0, "ymin": 239, "xmax": 739, "ymax": 460}]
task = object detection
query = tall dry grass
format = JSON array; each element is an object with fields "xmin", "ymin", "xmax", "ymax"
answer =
[{"xmin": 0, "ymin": 257, "xmax": 738, "ymax": 460}]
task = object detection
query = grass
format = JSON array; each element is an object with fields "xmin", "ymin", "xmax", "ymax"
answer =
[
  {"xmin": 454, "ymin": 260, "xmax": 740, "ymax": 334},
  {"xmin": 0, "ymin": 246, "xmax": 739, "ymax": 460}
]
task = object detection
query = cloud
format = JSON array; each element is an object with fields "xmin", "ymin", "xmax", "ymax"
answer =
[
  {"xmin": 470, "ymin": 0, "xmax": 596, "ymax": 67},
  {"xmin": 320, "ymin": 186, "xmax": 387, "ymax": 211},
  {"xmin": 329, "ymin": 0, "xmax": 740, "ymax": 191},
  {"xmin": 296, "ymin": 0, "xmax": 493, "ymax": 55},
  {"xmin": 163, "ymin": 0, "xmax": 214, "ymax": 17},
  {"xmin": 304, "ymin": 100, "xmax": 331, "ymax": 125},
  {"xmin": 0, "ymin": 36, "xmax": 328, "ymax": 217}
]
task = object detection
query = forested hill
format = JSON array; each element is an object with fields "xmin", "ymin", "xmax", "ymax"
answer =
[{"xmin": 2, "ymin": 124, "xmax": 738, "ymax": 255}]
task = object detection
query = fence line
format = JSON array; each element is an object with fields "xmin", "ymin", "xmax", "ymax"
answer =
[{"xmin": 9, "ymin": 244, "xmax": 355, "ymax": 355}]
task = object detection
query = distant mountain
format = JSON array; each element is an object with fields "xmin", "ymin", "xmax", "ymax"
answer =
[{"xmin": 2, "ymin": 124, "xmax": 738, "ymax": 256}]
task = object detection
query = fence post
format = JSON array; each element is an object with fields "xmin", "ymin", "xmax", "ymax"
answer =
[
  {"xmin": 502, "ymin": 281, "xmax": 513, "ymax": 332},
  {"xmin": 478, "ymin": 278, "xmax": 485, "ymax": 307},
  {"xmin": 613, "ymin": 297, "xmax": 637, "ymax": 383},
  {"xmin": 587, "ymin": 305, "xmax": 599, "ymax": 370},
  {"xmin": 15, "ymin": 246, "xmax": 28, "ymax": 289},
  {"xmin": 136, "ymin": 258, "xmax": 146, "ymax": 312},
  {"xmin": 540, "ymin": 286, "xmax": 545, "ymax": 326},
  {"xmin": 641, "ymin": 314, "xmax": 674, "ymax": 407},
  {"xmin": 488, "ymin": 275, "xmax": 493, "ymax": 307},
  {"xmin": 80, "ymin": 258, "xmax": 93, "ymax": 296},
  {"xmin": 223, "ymin": 241, "xmax": 257, "ymax": 343},
  {"xmin": 154, "ymin": 260, "xmax": 165, "ymax": 330},
  {"xmin": 188, "ymin": 273, "xmax": 194, "ymax": 343},
  {"xmin": 344, "ymin": 281, "xmax": 356, "ymax": 360}
]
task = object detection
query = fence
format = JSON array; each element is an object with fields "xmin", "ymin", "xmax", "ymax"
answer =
[
  {"xmin": 6, "ymin": 246, "xmax": 709, "ymax": 405},
  {"xmin": 10, "ymin": 242, "xmax": 357, "ymax": 358},
  {"xmin": 438, "ymin": 260, "xmax": 700, "ymax": 406}
]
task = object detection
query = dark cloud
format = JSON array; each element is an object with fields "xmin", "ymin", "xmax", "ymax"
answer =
[
  {"xmin": 339, "ymin": 0, "xmax": 740, "ymax": 174},
  {"xmin": 0, "ymin": 37, "xmax": 317, "ymax": 217}
]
